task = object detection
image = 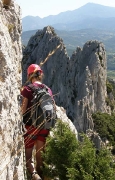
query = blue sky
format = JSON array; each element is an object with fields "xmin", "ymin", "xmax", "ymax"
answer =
[{"xmin": 15, "ymin": 0, "xmax": 115, "ymax": 18}]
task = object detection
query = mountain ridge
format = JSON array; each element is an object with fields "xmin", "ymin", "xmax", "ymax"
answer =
[{"xmin": 22, "ymin": 3, "xmax": 115, "ymax": 31}]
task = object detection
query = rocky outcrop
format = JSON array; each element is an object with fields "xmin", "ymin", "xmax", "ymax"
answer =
[
  {"xmin": 86, "ymin": 129, "xmax": 102, "ymax": 150},
  {"xmin": 55, "ymin": 106, "xmax": 78, "ymax": 139},
  {"xmin": 22, "ymin": 26, "xmax": 108, "ymax": 135},
  {"xmin": 72, "ymin": 41, "xmax": 107, "ymax": 132},
  {"xmin": 0, "ymin": 0, "xmax": 23, "ymax": 179}
]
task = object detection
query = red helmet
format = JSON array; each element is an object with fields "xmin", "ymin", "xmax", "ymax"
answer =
[{"xmin": 27, "ymin": 64, "xmax": 43, "ymax": 75}]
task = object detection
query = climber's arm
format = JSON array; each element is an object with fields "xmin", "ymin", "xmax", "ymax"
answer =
[{"xmin": 21, "ymin": 97, "xmax": 28, "ymax": 114}]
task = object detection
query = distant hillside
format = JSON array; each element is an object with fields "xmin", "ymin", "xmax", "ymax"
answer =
[
  {"xmin": 22, "ymin": 29, "xmax": 38, "ymax": 45},
  {"xmin": 22, "ymin": 3, "xmax": 115, "ymax": 31},
  {"xmin": 22, "ymin": 28, "xmax": 115, "ymax": 53}
]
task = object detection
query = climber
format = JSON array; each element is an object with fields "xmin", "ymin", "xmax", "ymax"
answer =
[{"xmin": 21, "ymin": 64, "xmax": 55, "ymax": 180}]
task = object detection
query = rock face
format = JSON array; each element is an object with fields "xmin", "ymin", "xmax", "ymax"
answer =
[
  {"xmin": 55, "ymin": 106, "xmax": 78, "ymax": 139},
  {"xmin": 22, "ymin": 26, "xmax": 108, "ymax": 134},
  {"xmin": 0, "ymin": 0, "xmax": 23, "ymax": 179}
]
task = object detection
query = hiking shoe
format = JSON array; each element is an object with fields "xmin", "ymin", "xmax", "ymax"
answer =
[{"xmin": 31, "ymin": 172, "xmax": 42, "ymax": 180}]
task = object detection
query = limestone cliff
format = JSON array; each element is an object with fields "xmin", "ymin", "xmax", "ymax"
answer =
[
  {"xmin": 22, "ymin": 26, "xmax": 109, "ymax": 135},
  {"xmin": 0, "ymin": 0, "xmax": 23, "ymax": 179}
]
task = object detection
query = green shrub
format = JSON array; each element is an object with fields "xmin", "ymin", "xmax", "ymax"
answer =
[
  {"xmin": 42, "ymin": 120, "xmax": 115, "ymax": 180},
  {"xmin": 106, "ymin": 81, "xmax": 113, "ymax": 94},
  {"xmin": 42, "ymin": 120, "xmax": 78, "ymax": 180},
  {"xmin": 93, "ymin": 148, "xmax": 115, "ymax": 180},
  {"xmin": 92, "ymin": 112, "xmax": 115, "ymax": 146}
]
